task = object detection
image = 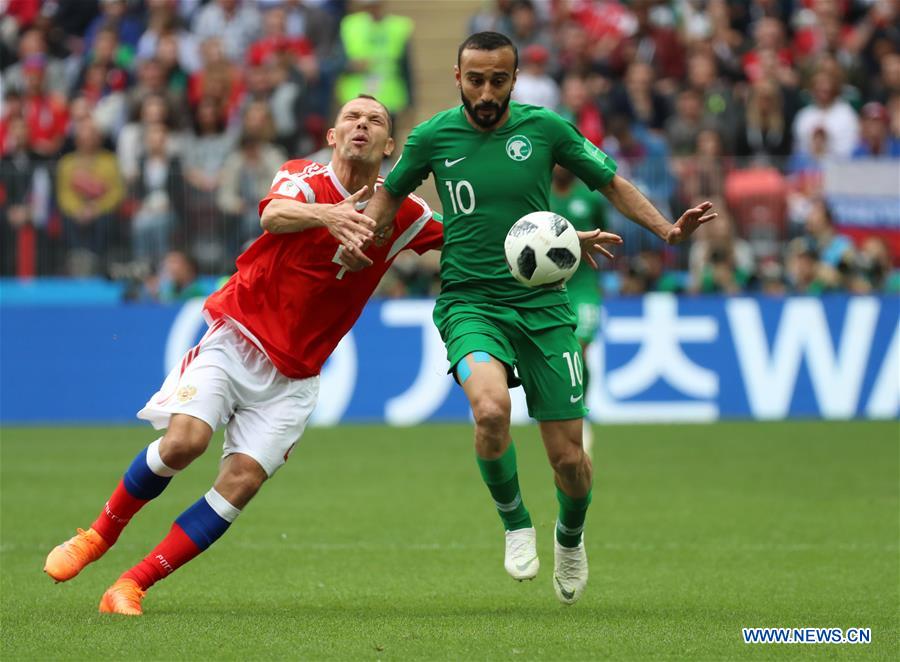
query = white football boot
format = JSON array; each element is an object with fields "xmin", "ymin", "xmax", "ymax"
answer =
[
  {"xmin": 582, "ymin": 419, "xmax": 594, "ymax": 459},
  {"xmin": 504, "ymin": 527, "xmax": 539, "ymax": 581},
  {"xmin": 553, "ymin": 536, "xmax": 588, "ymax": 605}
]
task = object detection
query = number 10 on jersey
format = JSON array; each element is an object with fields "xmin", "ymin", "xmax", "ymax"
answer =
[{"xmin": 444, "ymin": 180, "xmax": 476, "ymax": 215}]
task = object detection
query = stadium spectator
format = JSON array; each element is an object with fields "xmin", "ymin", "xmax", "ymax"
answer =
[
  {"xmin": 130, "ymin": 122, "xmax": 183, "ymax": 266},
  {"xmin": 128, "ymin": 58, "xmax": 184, "ymax": 117},
  {"xmin": 21, "ymin": 56, "xmax": 69, "ymax": 159},
  {"xmin": 688, "ymin": 203, "xmax": 755, "ymax": 295},
  {"xmin": 856, "ymin": 236, "xmax": 896, "ymax": 292},
  {"xmin": 73, "ymin": 26, "xmax": 133, "ymax": 137},
  {"xmin": 0, "ymin": 90, "xmax": 24, "ymax": 156},
  {"xmin": 803, "ymin": 198, "xmax": 856, "ymax": 275},
  {"xmin": 157, "ymin": 249, "xmax": 205, "ymax": 302},
  {"xmin": 468, "ymin": 0, "xmax": 515, "ymax": 35},
  {"xmin": 552, "ymin": 21, "xmax": 595, "ymax": 80},
  {"xmin": 792, "ymin": 68, "xmax": 860, "ymax": 158},
  {"xmin": 609, "ymin": 0, "xmax": 686, "ymax": 91},
  {"xmin": 336, "ymin": 0, "xmax": 414, "ymax": 117},
  {"xmin": 868, "ymin": 52, "xmax": 900, "ymax": 104},
  {"xmin": 607, "ymin": 61, "xmax": 669, "ymax": 132},
  {"xmin": 136, "ymin": 0, "xmax": 202, "ymax": 73},
  {"xmin": 191, "ymin": 0, "xmax": 261, "ymax": 63},
  {"xmin": 665, "ymin": 88, "xmax": 709, "ymax": 157},
  {"xmin": 677, "ymin": 128, "xmax": 731, "ymax": 207},
  {"xmin": 557, "ymin": 74, "xmax": 603, "ymax": 146},
  {"xmin": 55, "ymin": 118, "xmax": 124, "ymax": 274},
  {"xmin": 742, "ymin": 17, "xmax": 793, "ymax": 84},
  {"xmin": 735, "ymin": 79, "xmax": 793, "ymax": 162},
  {"xmin": 182, "ymin": 96, "xmax": 236, "ymax": 271},
  {"xmin": 785, "ymin": 237, "xmax": 829, "ymax": 294},
  {"xmin": 685, "ymin": 51, "xmax": 741, "ymax": 150},
  {"xmin": 512, "ymin": 44, "xmax": 559, "ymax": 110},
  {"xmin": 116, "ymin": 94, "xmax": 180, "ymax": 183},
  {"xmin": 83, "ymin": 0, "xmax": 144, "ymax": 53},
  {"xmin": 787, "ymin": 126, "xmax": 829, "ymax": 229},
  {"xmin": 187, "ymin": 37, "xmax": 244, "ymax": 121},
  {"xmin": 217, "ymin": 101, "xmax": 287, "ymax": 255},
  {"xmin": 852, "ymin": 101, "xmax": 900, "ymax": 157},
  {"xmin": 247, "ymin": 4, "xmax": 315, "ymax": 69},
  {"xmin": 506, "ymin": 0, "xmax": 553, "ymax": 55},
  {"xmin": 154, "ymin": 31, "xmax": 191, "ymax": 97},
  {"xmin": 0, "ymin": 116, "xmax": 55, "ymax": 276},
  {"xmin": 2, "ymin": 28, "xmax": 69, "ymax": 96},
  {"xmin": 619, "ymin": 250, "xmax": 682, "ymax": 295}
]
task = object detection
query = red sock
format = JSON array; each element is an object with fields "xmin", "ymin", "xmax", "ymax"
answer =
[
  {"xmin": 91, "ymin": 479, "xmax": 149, "ymax": 545},
  {"xmin": 121, "ymin": 523, "xmax": 202, "ymax": 590}
]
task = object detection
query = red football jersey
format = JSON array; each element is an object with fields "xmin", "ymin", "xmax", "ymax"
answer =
[{"xmin": 204, "ymin": 159, "xmax": 442, "ymax": 379}]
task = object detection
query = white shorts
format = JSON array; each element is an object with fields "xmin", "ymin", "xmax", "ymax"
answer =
[{"xmin": 138, "ymin": 319, "xmax": 319, "ymax": 476}]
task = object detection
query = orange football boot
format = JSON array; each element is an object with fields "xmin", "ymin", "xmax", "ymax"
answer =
[
  {"xmin": 99, "ymin": 578, "xmax": 146, "ymax": 616},
  {"xmin": 44, "ymin": 528, "xmax": 110, "ymax": 582}
]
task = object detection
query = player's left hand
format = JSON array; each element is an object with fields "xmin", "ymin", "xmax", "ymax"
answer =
[
  {"xmin": 337, "ymin": 246, "xmax": 372, "ymax": 272},
  {"xmin": 577, "ymin": 229, "xmax": 623, "ymax": 269},
  {"xmin": 665, "ymin": 201, "xmax": 718, "ymax": 245}
]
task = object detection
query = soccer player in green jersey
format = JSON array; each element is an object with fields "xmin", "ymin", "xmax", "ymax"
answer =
[
  {"xmin": 549, "ymin": 165, "xmax": 607, "ymax": 458},
  {"xmin": 355, "ymin": 32, "xmax": 717, "ymax": 605}
]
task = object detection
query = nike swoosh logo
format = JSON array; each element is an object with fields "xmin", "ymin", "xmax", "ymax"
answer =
[
  {"xmin": 570, "ymin": 393, "xmax": 584, "ymax": 403},
  {"xmin": 444, "ymin": 157, "xmax": 466, "ymax": 167},
  {"xmin": 555, "ymin": 576, "xmax": 575, "ymax": 601},
  {"xmin": 516, "ymin": 557, "xmax": 537, "ymax": 571}
]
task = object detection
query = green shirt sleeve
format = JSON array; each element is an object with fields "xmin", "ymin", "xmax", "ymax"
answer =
[
  {"xmin": 550, "ymin": 111, "xmax": 617, "ymax": 190},
  {"xmin": 383, "ymin": 121, "xmax": 432, "ymax": 198}
]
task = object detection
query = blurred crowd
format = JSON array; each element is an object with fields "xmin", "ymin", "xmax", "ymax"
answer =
[
  {"xmin": 1, "ymin": 0, "xmax": 898, "ymax": 298},
  {"xmin": 0, "ymin": 0, "xmax": 417, "ymax": 291},
  {"xmin": 476, "ymin": 0, "xmax": 900, "ymax": 295}
]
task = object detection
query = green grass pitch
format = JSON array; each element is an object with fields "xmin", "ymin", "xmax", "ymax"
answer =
[{"xmin": 1, "ymin": 421, "xmax": 897, "ymax": 660}]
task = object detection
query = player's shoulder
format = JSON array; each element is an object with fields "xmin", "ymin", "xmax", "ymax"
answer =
[
  {"xmin": 512, "ymin": 101, "xmax": 567, "ymax": 127},
  {"xmin": 273, "ymin": 159, "xmax": 328, "ymax": 180},
  {"xmin": 413, "ymin": 106, "xmax": 463, "ymax": 135}
]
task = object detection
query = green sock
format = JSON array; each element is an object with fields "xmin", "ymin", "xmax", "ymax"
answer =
[
  {"xmin": 476, "ymin": 443, "xmax": 532, "ymax": 531},
  {"xmin": 556, "ymin": 486, "xmax": 592, "ymax": 547}
]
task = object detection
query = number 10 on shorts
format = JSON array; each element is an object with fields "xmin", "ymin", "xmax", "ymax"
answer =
[{"xmin": 562, "ymin": 351, "xmax": 583, "ymax": 387}]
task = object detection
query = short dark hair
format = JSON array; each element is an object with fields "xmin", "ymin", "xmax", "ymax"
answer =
[
  {"xmin": 457, "ymin": 31, "xmax": 518, "ymax": 71},
  {"xmin": 337, "ymin": 94, "xmax": 393, "ymax": 135}
]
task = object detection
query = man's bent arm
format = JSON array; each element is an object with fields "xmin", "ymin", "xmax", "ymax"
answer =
[
  {"xmin": 260, "ymin": 199, "xmax": 339, "ymax": 234},
  {"xmin": 260, "ymin": 190, "xmax": 374, "ymax": 250},
  {"xmin": 598, "ymin": 175, "xmax": 671, "ymax": 240},
  {"xmin": 366, "ymin": 185, "xmax": 406, "ymax": 232}
]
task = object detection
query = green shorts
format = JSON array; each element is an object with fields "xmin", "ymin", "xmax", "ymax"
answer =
[
  {"xmin": 433, "ymin": 298, "xmax": 587, "ymax": 421},
  {"xmin": 567, "ymin": 286, "xmax": 601, "ymax": 343}
]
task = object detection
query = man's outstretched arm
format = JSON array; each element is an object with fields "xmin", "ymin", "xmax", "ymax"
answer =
[
  {"xmin": 599, "ymin": 175, "xmax": 717, "ymax": 245},
  {"xmin": 260, "ymin": 187, "xmax": 374, "ymax": 248}
]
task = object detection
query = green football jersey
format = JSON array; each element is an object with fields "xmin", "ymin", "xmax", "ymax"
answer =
[
  {"xmin": 384, "ymin": 101, "xmax": 617, "ymax": 307},
  {"xmin": 549, "ymin": 180, "xmax": 607, "ymax": 296}
]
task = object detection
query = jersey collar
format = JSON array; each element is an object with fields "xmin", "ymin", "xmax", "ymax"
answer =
[{"xmin": 326, "ymin": 162, "xmax": 369, "ymax": 210}]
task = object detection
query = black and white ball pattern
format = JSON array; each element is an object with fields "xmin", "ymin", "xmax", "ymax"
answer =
[{"xmin": 504, "ymin": 212, "xmax": 582, "ymax": 288}]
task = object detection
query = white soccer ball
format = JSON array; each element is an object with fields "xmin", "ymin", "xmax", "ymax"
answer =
[{"xmin": 504, "ymin": 211, "xmax": 582, "ymax": 288}]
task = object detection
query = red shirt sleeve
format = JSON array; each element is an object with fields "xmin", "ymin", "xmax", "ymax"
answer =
[
  {"xmin": 409, "ymin": 214, "xmax": 443, "ymax": 254},
  {"xmin": 258, "ymin": 160, "xmax": 313, "ymax": 217}
]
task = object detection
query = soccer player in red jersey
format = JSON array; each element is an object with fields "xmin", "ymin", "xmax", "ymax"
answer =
[{"xmin": 43, "ymin": 95, "xmax": 442, "ymax": 615}]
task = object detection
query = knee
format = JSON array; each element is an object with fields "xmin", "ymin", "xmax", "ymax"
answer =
[
  {"xmin": 471, "ymin": 394, "xmax": 510, "ymax": 438},
  {"xmin": 160, "ymin": 421, "xmax": 211, "ymax": 468},
  {"xmin": 549, "ymin": 445, "xmax": 586, "ymax": 480},
  {"xmin": 216, "ymin": 456, "xmax": 267, "ymax": 507}
]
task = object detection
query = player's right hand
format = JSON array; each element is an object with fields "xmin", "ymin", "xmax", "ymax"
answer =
[{"xmin": 324, "ymin": 186, "xmax": 376, "ymax": 259}]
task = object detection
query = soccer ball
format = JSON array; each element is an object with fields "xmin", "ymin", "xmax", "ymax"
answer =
[{"xmin": 504, "ymin": 211, "xmax": 582, "ymax": 288}]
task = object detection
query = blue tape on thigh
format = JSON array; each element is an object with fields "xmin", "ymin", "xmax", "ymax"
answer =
[
  {"xmin": 472, "ymin": 351, "xmax": 491, "ymax": 363},
  {"xmin": 456, "ymin": 358, "xmax": 473, "ymax": 383}
]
